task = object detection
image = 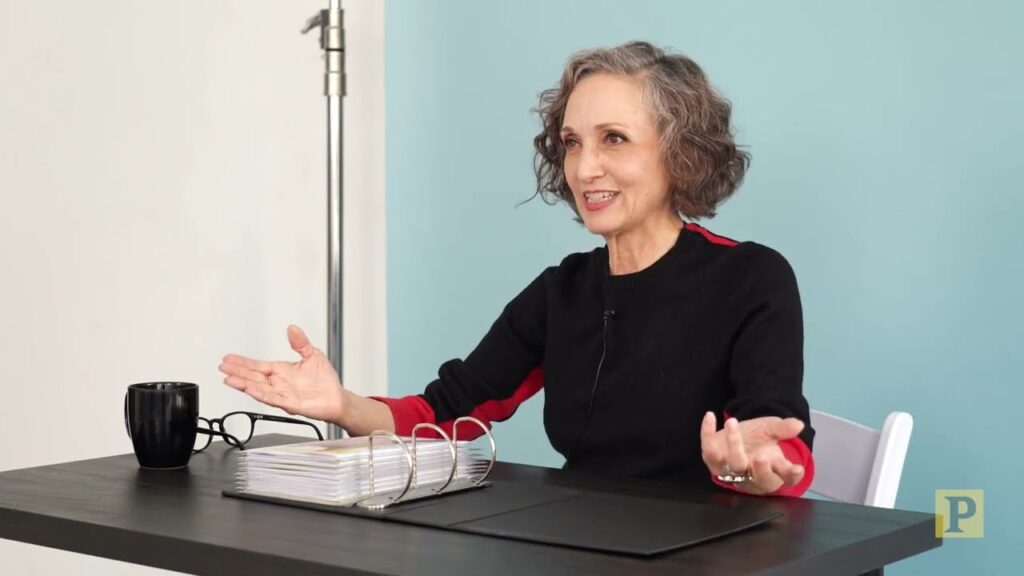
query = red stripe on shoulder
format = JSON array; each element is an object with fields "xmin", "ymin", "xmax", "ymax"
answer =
[{"xmin": 684, "ymin": 223, "xmax": 739, "ymax": 247}]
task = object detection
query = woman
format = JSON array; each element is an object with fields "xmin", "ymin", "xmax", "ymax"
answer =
[{"xmin": 219, "ymin": 41, "xmax": 815, "ymax": 497}]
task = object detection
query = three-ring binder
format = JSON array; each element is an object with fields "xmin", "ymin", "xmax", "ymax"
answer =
[
  {"xmin": 356, "ymin": 416, "xmax": 497, "ymax": 510},
  {"xmin": 223, "ymin": 419, "xmax": 786, "ymax": 556}
]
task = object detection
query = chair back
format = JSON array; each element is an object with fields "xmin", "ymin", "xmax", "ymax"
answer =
[{"xmin": 808, "ymin": 410, "xmax": 913, "ymax": 508}]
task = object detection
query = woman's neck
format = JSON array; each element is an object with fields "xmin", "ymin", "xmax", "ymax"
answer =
[{"xmin": 605, "ymin": 214, "xmax": 684, "ymax": 275}]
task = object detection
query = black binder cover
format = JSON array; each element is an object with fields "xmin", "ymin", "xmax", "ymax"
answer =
[{"xmin": 223, "ymin": 480, "xmax": 782, "ymax": 557}]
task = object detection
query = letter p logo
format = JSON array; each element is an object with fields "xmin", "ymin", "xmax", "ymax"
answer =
[{"xmin": 935, "ymin": 490, "xmax": 984, "ymax": 538}]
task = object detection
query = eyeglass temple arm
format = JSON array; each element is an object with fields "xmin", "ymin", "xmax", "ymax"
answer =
[{"xmin": 249, "ymin": 414, "xmax": 324, "ymax": 440}]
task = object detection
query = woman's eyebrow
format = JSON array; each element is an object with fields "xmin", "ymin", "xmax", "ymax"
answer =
[{"xmin": 560, "ymin": 122, "xmax": 629, "ymax": 134}]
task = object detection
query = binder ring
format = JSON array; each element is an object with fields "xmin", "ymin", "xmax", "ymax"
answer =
[
  {"xmin": 358, "ymin": 430, "xmax": 415, "ymax": 510},
  {"xmin": 452, "ymin": 416, "xmax": 497, "ymax": 486},
  {"xmin": 411, "ymin": 423, "xmax": 457, "ymax": 494}
]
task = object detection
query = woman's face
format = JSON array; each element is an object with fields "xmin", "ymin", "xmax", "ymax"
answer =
[{"xmin": 561, "ymin": 72, "xmax": 672, "ymax": 237}]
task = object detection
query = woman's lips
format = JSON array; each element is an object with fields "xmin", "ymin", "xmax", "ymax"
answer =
[{"xmin": 582, "ymin": 191, "xmax": 620, "ymax": 212}]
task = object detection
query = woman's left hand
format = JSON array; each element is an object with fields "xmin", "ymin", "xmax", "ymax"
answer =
[{"xmin": 699, "ymin": 411, "xmax": 806, "ymax": 495}]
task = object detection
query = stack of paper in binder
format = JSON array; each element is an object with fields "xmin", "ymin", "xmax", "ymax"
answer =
[{"xmin": 234, "ymin": 436, "xmax": 488, "ymax": 507}]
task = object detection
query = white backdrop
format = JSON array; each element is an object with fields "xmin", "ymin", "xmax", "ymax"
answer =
[{"xmin": 0, "ymin": 0, "xmax": 386, "ymax": 572}]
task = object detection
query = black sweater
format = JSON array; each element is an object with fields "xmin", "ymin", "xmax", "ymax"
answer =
[{"xmin": 379, "ymin": 223, "xmax": 814, "ymax": 485}]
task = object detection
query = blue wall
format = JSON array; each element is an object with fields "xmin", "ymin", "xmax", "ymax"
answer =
[{"xmin": 386, "ymin": 1, "xmax": 1022, "ymax": 573}]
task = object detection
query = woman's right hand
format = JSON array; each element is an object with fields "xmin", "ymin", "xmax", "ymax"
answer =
[{"xmin": 219, "ymin": 325, "xmax": 346, "ymax": 424}]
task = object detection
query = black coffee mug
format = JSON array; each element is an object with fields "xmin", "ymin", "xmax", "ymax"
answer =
[{"xmin": 124, "ymin": 382, "xmax": 199, "ymax": 469}]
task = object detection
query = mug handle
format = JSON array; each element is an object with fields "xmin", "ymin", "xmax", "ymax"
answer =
[{"xmin": 124, "ymin": 392, "xmax": 132, "ymax": 440}]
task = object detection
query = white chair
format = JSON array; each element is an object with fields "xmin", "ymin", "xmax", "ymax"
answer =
[{"xmin": 807, "ymin": 409, "xmax": 914, "ymax": 509}]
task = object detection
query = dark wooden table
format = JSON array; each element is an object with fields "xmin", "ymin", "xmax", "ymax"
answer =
[{"xmin": 0, "ymin": 434, "xmax": 940, "ymax": 575}]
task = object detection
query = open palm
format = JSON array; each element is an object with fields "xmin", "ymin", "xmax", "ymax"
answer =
[
  {"xmin": 219, "ymin": 325, "xmax": 345, "ymax": 424},
  {"xmin": 700, "ymin": 411, "xmax": 806, "ymax": 494}
]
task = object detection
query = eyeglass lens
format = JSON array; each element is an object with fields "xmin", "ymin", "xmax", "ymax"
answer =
[{"xmin": 219, "ymin": 413, "xmax": 255, "ymax": 445}]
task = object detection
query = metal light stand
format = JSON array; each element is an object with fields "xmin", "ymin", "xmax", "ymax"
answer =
[{"xmin": 302, "ymin": 1, "xmax": 346, "ymax": 440}]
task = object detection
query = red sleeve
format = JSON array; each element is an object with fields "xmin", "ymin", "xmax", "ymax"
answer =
[
  {"xmin": 371, "ymin": 367, "xmax": 545, "ymax": 440},
  {"xmin": 370, "ymin": 395, "xmax": 437, "ymax": 436}
]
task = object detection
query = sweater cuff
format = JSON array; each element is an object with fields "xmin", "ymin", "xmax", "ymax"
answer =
[
  {"xmin": 369, "ymin": 395, "xmax": 436, "ymax": 436},
  {"xmin": 767, "ymin": 436, "xmax": 815, "ymax": 497}
]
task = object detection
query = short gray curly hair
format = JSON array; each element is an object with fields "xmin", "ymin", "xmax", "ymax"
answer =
[{"xmin": 533, "ymin": 41, "xmax": 750, "ymax": 219}]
